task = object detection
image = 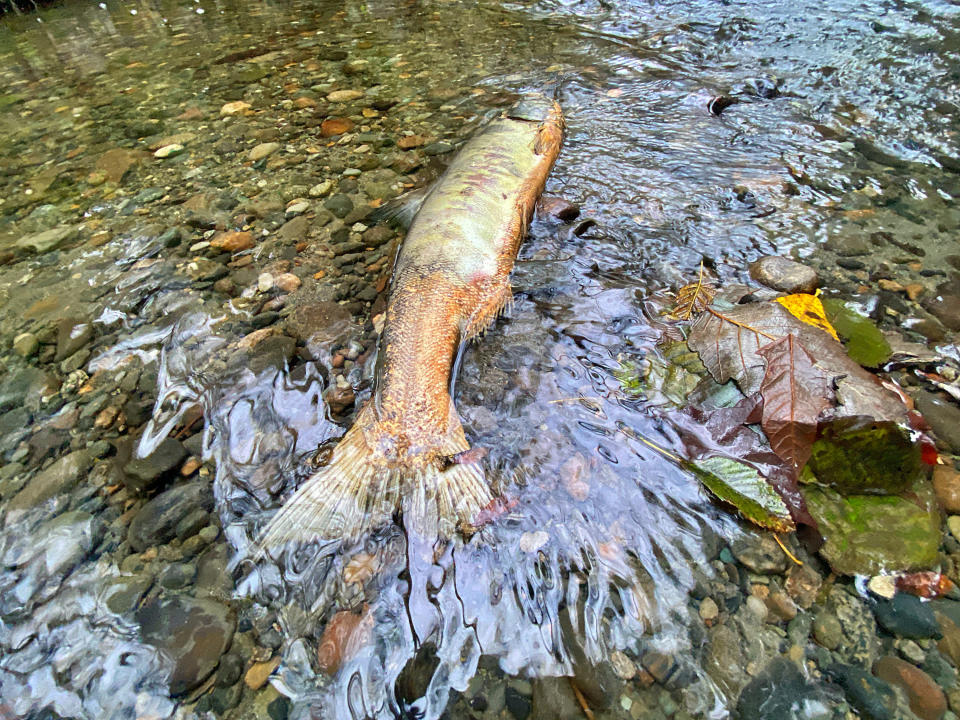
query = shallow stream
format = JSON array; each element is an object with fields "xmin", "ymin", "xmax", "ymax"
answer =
[{"xmin": 2, "ymin": 0, "xmax": 960, "ymax": 719}]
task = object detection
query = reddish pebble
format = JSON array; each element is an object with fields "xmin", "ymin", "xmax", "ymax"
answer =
[
  {"xmin": 274, "ymin": 273, "xmax": 301, "ymax": 293},
  {"xmin": 873, "ymin": 656, "xmax": 946, "ymax": 720},
  {"xmin": 211, "ymin": 231, "xmax": 254, "ymax": 252},
  {"xmin": 321, "ymin": 117, "xmax": 355, "ymax": 137}
]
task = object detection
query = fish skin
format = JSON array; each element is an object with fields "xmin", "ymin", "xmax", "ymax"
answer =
[{"xmin": 260, "ymin": 95, "xmax": 564, "ymax": 548}]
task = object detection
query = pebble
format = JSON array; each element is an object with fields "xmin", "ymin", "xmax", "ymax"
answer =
[
  {"xmin": 948, "ymin": 516, "xmax": 960, "ymax": 542},
  {"xmin": 869, "ymin": 593, "xmax": 942, "ymax": 640},
  {"xmin": 285, "ymin": 200, "xmax": 310, "ymax": 217},
  {"xmin": 220, "ymin": 101, "xmax": 251, "ymax": 116},
  {"xmin": 123, "ymin": 437, "xmax": 188, "ymax": 493},
  {"xmin": 749, "ymin": 256, "xmax": 819, "ymax": 294},
  {"xmin": 730, "ymin": 534, "xmax": 788, "ymax": 575},
  {"xmin": 309, "ymin": 180, "xmax": 334, "ymax": 197},
  {"xmin": 249, "ymin": 142, "xmax": 281, "ymax": 161},
  {"xmin": 933, "ymin": 465, "xmax": 960, "ymax": 514},
  {"xmin": 136, "ymin": 594, "xmax": 236, "ymax": 696},
  {"xmin": 127, "ymin": 482, "xmax": 214, "ymax": 551},
  {"xmin": 211, "ymin": 231, "xmax": 254, "ymax": 252},
  {"xmin": 873, "ymin": 655, "xmax": 947, "ymax": 720},
  {"xmin": 274, "ymin": 273, "xmax": 301, "ymax": 293},
  {"xmin": 244, "ymin": 656, "xmax": 281, "ymax": 690},
  {"xmin": 610, "ymin": 650, "xmax": 636, "ymax": 680},
  {"xmin": 830, "ymin": 664, "xmax": 897, "ymax": 720},
  {"xmin": 326, "ymin": 89, "xmax": 365, "ymax": 102},
  {"xmin": 699, "ymin": 597, "xmax": 719, "ymax": 624},
  {"xmin": 154, "ymin": 144, "xmax": 184, "ymax": 159},
  {"xmin": 258, "ymin": 273, "xmax": 275, "ymax": 293},
  {"xmin": 518, "ymin": 530, "xmax": 549, "ymax": 553},
  {"xmin": 813, "ymin": 611, "xmax": 843, "ymax": 650},
  {"xmin": 13, "ymin": 332, "xmax": 39, "ymax": 358}
]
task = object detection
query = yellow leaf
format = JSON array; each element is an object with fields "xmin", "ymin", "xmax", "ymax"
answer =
[{"xmin": 776, "ymin": 293, "xmax": 839, "ymax": 341}]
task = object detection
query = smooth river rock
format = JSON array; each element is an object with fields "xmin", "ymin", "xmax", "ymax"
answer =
[{"xmin": 136, "ymin": 593, "xmax": 236, "ymax": 696}]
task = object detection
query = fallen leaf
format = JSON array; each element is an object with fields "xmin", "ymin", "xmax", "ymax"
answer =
[
  {"xmin": 776, "ymin": 293, "xmax": 839, "ymax": 341},
  {"xmin": 691, "ymin": 456, "xmax": 795, "ymax": 532},
  {"xmin": 757, "ymin": 335, "xmax": 833, "ymax": 477},
  {"xmin": 895, "ymin": 571, "xmax": 955, "ymax": 599},
  {"xmin": 821, "ymin": 298, "xmax": 892, "ymax": 368},
  {"xmin": 670, "ymin": 264, "xmax": 716, "ymax": 320}
]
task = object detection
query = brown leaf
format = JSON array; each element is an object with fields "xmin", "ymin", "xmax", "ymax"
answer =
[
  {"xmin": 688, "ymin": 302, "xmax": 800, "ymax": 395},
  {"xmin": 670, "ymin": 269, "xmax": 716, "ymax": 320},
  {"xmin": 757, "ymin": 335, "xmax": 833, "ymax": 477}
]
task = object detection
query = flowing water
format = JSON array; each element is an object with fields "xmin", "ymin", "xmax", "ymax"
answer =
[{"xmin": 2, "ymin": 0, "xmax": 960, "ymax": 718}]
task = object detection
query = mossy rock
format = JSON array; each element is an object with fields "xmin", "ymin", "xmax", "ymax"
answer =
[
  {"xmin": 803, "ymin": 481, "xmax": 939, "ymax": 576},
  {"xmin": 805, "ymin": 419, "xmax": 922, "ymax": 494}
]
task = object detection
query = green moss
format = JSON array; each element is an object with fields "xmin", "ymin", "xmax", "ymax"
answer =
[
  {"xmin": 806, "ymin": 419, "xmax": 922, "ymax": 495},
  {"xmin": 803, "ymin": 481, "xmax": 939, "ymax": 575}
]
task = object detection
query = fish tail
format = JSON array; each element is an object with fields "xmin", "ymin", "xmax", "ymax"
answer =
[{"xmin": 257, "ymin": 404, "xmax": 492, "ymax": 551}]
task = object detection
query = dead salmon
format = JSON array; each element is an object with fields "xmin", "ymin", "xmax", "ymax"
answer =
[{"xmin": 260, "ymin": 95, "xmax": 564, "ymax": 547}]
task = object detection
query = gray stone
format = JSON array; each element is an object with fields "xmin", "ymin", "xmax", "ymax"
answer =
[
  {"xmin": 730, "ymin": 533, "xmax": 788, "ymax": 575},
  {"xmin": 123, "ymin": 437, "xmax": 188, "ymax": 493},
  {"xmin": 15, "ymin": 225, "xmax": 78, "ymax": 254},
  {"xmin": 915, "ymin": 390, "xmax": 960, "ymax": 454},
  {"xmin": 869, "ymin": 593, "xmax": 942, "ymax": 640},
  {"xmin": 103, "ymin": 574, "xmax": 153, "ymax": 615},
  {"xmin": 736, "ymin": 658, "xmax": 832, "ymax": 720},
  {"xmin": 6, "ymin": 449, "xmax": 93, "ymax": 517},
  {"xmin": 55, "ymin": 318, "xmax": 93, "ymax": 362},
  {"xmin": 127, "ymin": 482, "xmax": 213, "ymax": 551},
  {"xmin": 136, "ymin": 593, "xmax": 236, "ymax": 696},
  {"xmin": 324, "ymin": 193, "xmax": 353, "ymax": 218},
  {"xmin": 248, "ymin": 142, "xmax": 281, "ymax": 161},
  {"xmin": 12, "ymin": 332, "xmax": 39, "ymax": 358},
  {"xmin": 826, "ymin": 664, "xmax": 896, "ymax": 720},
  {"xmin": 813, "ymin": 611, "xmax": 843, "ymax": 650},
  {"xmin": 749, "ymin": 256, "xmax": 819, "ymax": 294}
]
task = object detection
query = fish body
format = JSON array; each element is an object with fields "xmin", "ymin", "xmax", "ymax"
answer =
[{"xmin": 261, "ymin": 95, "xmax": 564, "ymax": 546}]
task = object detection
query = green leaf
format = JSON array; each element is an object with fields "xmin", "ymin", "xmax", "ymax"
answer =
[
  {"xmin": 691, "ymin": 456, "xmax": 795, "ymax": 532},
  {"xmin": 821, "ymin": 298, "xmax": 892, "ymax": 368}
]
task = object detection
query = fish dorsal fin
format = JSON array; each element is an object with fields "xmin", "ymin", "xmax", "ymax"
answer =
[{"xmin": 368, "ymin": 184, "xmax": 434, "ymax": 230}]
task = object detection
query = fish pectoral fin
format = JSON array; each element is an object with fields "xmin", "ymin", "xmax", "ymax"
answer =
[{"xmin": 369, "ymin": 183, "xmax": 435, "ymax": 230}]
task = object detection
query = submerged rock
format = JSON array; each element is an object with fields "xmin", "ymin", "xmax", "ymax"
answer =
[
  {"xmin": 749, "ymin": 256, "xmax": 819, "ymax": 295},
  {"xmin": 802, "ymin": 483, "xmax": 940, "ymax": 576},
  {"xmin": 123, "ymin": 437, "xmax": 188, "ymax": 493},
  {"xmin": 127, "ymin": 482, "xmax": 213, "ymax": 551},
  {"xmin": 873, "ymin": 656, "xmax": 946, "ymax": 720},
  {"xmin": 868, "ymin": 593, "xmax": 941, "ymax": 640},
  {"xmin": 826, "ymin": 664, "xmax": 897, "ymax": 720},
  {"xmin": 5, "ymin": 449, "xmax": 94, "ymax": 517},
  {"xmin": 136, "ymin": 594, "xmax": 236, "ymax": 696},
  {"xmin": 736, "ymin": 657, "xmax": 832, "ymax": 720}
]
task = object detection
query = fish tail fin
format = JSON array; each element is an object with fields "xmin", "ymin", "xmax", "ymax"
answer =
[{"xmin": 257, "ymin": 404, "xmax": 492, "ymax": 552}]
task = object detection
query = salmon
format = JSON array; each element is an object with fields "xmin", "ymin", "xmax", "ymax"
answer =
[{"xmin": 260, "ymin": 95, "xmax": 564, "ymax": 547}]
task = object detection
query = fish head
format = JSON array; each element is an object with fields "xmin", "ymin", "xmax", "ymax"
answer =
[{"xmin": 506, "ymin": 94, "xmax": 559, "ymax": 123}]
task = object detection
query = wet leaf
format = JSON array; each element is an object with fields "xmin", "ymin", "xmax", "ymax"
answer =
[
  {"xmin": 691, "ymin": 456, "xmax": 795, "ymax": 532},
  {"xmin": 822, "ymin": 298, "xmax": 892, "ymax": 368},
  {"xmin": 757, "ymin": 335, "xmax": 833, "ymax": 477},
  {"xmin": 776, "ymin": 293, "xmax": 839, "ymax": 341},
  {"xmin": 688, "ymin": 302, "xmax": 800, "ymax": 395},
  {"xmin": 670, "ymin": 266, "xmax": 716, "ymax": 320},
  {"xmin": 895, "ymin": 571, "xmax": 955, "ymax": 599}
]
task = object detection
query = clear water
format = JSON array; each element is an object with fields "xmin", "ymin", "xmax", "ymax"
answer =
[{"xmin": 1, "ymin": 0, "xmax": 959, "ymax": 718}]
